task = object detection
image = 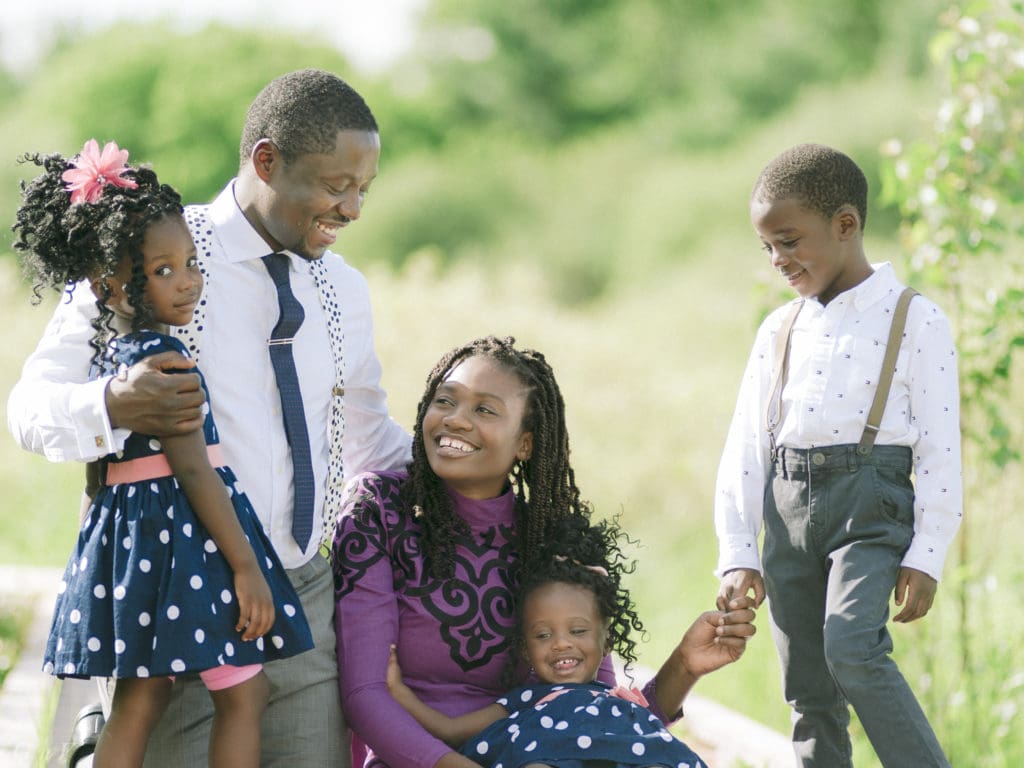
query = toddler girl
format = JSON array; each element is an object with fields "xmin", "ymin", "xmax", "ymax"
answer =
[
  {"xmin": 14, "ymin": 139, "xmax": 313, "ymax": 768},
  {"xmin": 387, "ymin": 514, "xmax": 707, "ymax": 768}
]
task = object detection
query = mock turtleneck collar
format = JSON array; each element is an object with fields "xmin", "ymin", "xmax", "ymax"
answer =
[{"xmin": 445, "ymin": 483, "xmax": 517, "ymax": 529}]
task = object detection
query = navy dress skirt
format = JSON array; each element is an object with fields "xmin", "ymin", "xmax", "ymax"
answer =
[
  {"xmin": 43, "ymin": 331, "xmax": 313, "ymax": 681},
  {"xmin": 460, "ymin": 682, "xmax": 706, "ymax": 768}
]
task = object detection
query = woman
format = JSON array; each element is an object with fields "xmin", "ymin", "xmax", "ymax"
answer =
[{"xmin": 331, "ymin": 336, "xmax": 756, "ymax": 768}]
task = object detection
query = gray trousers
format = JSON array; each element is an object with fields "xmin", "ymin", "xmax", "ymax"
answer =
[
  {"xmin": 143, "ymin": 555, "xmax": 348, "ymax": 767},
  {"xmin": 763, "ymin": 444, "xmax": 949, "ymax": 768}
]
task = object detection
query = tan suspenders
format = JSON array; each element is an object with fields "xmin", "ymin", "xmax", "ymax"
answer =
[{"xmin": 765, "ymin": 287, "xmax": 918, "ymax": 461}]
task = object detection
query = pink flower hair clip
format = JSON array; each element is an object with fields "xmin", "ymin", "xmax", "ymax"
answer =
[{"xmin": 62, "ymin": 139, "xmax": 139, "ymax": 205}]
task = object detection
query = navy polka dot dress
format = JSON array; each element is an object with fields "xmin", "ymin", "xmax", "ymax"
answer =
[
  {"xmin": 460, "ymin": 682, "xmax": 706, "ymax": 768},
  {"xmin": 42, "ymin": 331, "xmax": 313, "ymax": 681}
]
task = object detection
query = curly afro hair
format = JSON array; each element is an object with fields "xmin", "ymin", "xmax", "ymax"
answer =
[{"xmin": 12, "ymin": 147, "xmax": 184, "ymax": 364}]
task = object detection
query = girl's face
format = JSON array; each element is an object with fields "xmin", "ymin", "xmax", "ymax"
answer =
[
  {"xmin": 521, "ymin": 581, "xmax": 608, "ymax": 685},
  {"xmin": 422, "ymin": 355, "xmax": 533, "ymax": 500},
  {"xmin": 96, "ymin": 215, "xmax": 202, "ymax": 327}
]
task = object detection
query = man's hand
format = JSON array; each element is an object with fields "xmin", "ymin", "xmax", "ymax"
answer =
[
  {"xmin": 105, "ymin": 351, "xmax": 204, "ymax": 436},
  {"xmin": 717, "ymin": 567, "xmax": 765, "ymax": 610},
  {"xmin": 893, "ymin": 566, "xmax": 938, "ymax": 623}
]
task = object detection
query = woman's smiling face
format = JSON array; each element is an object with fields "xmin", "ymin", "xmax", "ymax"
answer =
[{"xmin": 422, "ymin": 355, "xmax": 533, "ymax": 500}]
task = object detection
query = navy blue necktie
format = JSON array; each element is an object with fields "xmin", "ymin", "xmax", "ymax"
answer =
[{"xmin": 262, "ymin": 253, "xmax": 315, "ymax": 551}]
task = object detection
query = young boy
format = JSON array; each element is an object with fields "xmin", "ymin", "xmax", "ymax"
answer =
[{"xmin": 713, "ymin": 143, "xmax": 961, "ymax": 767}]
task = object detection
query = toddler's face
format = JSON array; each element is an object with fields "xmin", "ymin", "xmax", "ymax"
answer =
[
  {"xmin": 521, "ymin": 581, "xmax": 608, "ymax": 686},
  {"xmin": 137, "ymin": 215, "xmax": 202, "ymax": 328}
]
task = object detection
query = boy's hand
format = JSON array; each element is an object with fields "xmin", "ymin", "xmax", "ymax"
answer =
[
  {"xmin": 893, "ymin": 566, "xmax": 937, "ymax": 623},
  {"xmin": 717, "ymin": 568, "xmax": 765, "ymax": 610}
]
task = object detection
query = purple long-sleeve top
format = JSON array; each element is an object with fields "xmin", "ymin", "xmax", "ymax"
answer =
[{"xmin": 332, "ymin": 471, "xmax": 667, "ymax": 768}]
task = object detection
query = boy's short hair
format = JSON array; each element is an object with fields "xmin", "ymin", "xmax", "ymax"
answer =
[
  {"xmin": 239, "ymin": 68, "xmax": 378, "ymax": 166},
  {"xmin": 752, "ymin": 143, "xmax": 868, "ymax": 229}
]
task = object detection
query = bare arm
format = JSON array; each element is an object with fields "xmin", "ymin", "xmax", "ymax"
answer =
[
  {"xmin": 386, "ymin": 646, "xmax": 506, "ymax": 748},
  {"xmin": 159, "ymin": 428, "xmax": 274, "ymax": 641},
  {"xmin": 653, "ymin": 596, "xmax": 758, "ymax": 718}
]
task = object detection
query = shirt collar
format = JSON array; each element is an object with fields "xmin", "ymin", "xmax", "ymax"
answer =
[
  {"xmin": 206, "ymin": 180, "xmax": 278, "ymax": 264},
  {"xmin": 850, "ymin": 262, "xmax": 900, "ymax": 312}
]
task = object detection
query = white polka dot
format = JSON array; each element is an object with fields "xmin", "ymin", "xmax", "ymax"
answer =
[
  {"xmin": 127, "ymin": 486, "xmax": 136, "ymax": 498},
  {"xmin": 57, "ymin": 581, "xmax": 67, "ymax": 594},
  {"xmin": 555, "ymin": 720, "xmax": 568, "ymax": 730},
  {"xmin": 63, "ymin": 662, "xmax": 76, "ymax": 675},
  {"xmin": 524, "ymin": 741, "xmax": 537, "ymax": 752},
  {"xmin": 56, "ymin": 638, "xmax": 63, "ymax": 652},
  {"xmin": 194, "ymin": 629, "xmax": 206, "ymax": 643},
  {"xmin": 150, "ymin": 483, "xmax": 159, "ymax": 493},
  {"xmin": 166, "ymin": 507, "xmax": 174, "ymax": 519},
  {"xmin": 139, "ymin": 559, "xmax": 152, "ymax": 573},
  {"xmin": 220, "ymin": 589, "xmax": 233, "ymax": 604},
  {"xmin": 520, "ymin": 689, "xmax": 533, "ymax": 702},
  {"xmin": 115, "ymin": 639, "xmax": 126, "ymax": 654},
  {"xmin": 540, "ymin": 716, "xmax": 553, "ymax": 729},
  {"xmin": 136, "ymin": 666, "xmax": 149, "ymax": 677},
  {"xmin": 166, "ymin": 605, "xmax": 180, "ymax": 620},
  {"xmin": 633, "ymin": 722, "xmax": 644, "ymax": 735},
  {"xmin": 632, "ymin": 742, "xmax": 646, "ymax": 756},
  {"xmin": 69, "ymin": 609, "xmax": 81, "ymax": 624},
  {"xmin": 225, "ymin": 642, "xmax": 235, "ymax": 657},
  {"xmin": 256, "ymin": 637, "xmax": 264, "ymax": 651},
  {"xmin": 204, "ymin": 539, "xmax": 218, "ymax": 553},
  {"xmin": 611, "ymin": 704, "xmax": 622, "ymax": 717},
  {"xmin": 139, "ymin": 612, "xmax": 151, "ymax": 627},
  {"xmin": 265, "ymin": 556, "xmax": 274, "ymax": 569},
  {"xmin": 159, "ymin": 529, "xmax": 170, "ymax": 544},
  {"xmin": 171, "ymin": 659, "xmax": 186, "ymax": 673},
  {"xmin": 122, "ymin": 536, "xmax": 132, "ymax": 550},
  {"xmin": 475, "ymin": 742, "xmax": 489, "ymax": 755},
  {"xmin": 93, "ymin": 584, "xmax": 106, "ymax": 599},
  {"xmin": 43, "ymin": 662, "xmax": 54, "ymax": 674},
  {"xmin": 114, "ymin": 585, "xmax": 126, "ymax": 600},
  {"xmin": 577, "ymin": 735, "xmax": 592, "ymax": 748},
  {"xmin": 271, "ymin": 636, "xmax": 284, "ymax": 649},
  {"xmin": 586, "ymin": 705, "xmax": 599, "ymax": 716},
  {"xmin": 87, "ymin": 637, "xmax": 101, "ymax": 652},
  {"xmin": 79, "ymin": 555, "xmax": 89, "ymax": 571},
  {"xmin": 283, "ymin": 604, "xmax": 296, "ymax": 618},
  {"xmin": 190, "ymin": 575, "xmax": 203, "ymax": 590},
  {"xmin": 148, "ymin": 439, "xmax": 161, "ymax": 451},
  {"xmin": 183, "ymin": 523, "xmax": 193, "ymax": 538}
]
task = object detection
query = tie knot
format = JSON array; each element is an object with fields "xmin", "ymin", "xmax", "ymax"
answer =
[{"xmin": 262, "ymin": 252, "xmax": 291, "ymax": 286}]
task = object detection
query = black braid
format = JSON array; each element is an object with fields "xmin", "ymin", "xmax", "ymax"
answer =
[
  {"xmin": 12, "ymin": 148, "xmax": 184, "ymax": 369},
  {"xmin": 403, "ymin": 336, "xmax": 591, "ymax": 580}
]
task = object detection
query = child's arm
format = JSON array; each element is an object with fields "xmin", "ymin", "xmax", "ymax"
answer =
[
  {"xmin": 159, "ymin": 429, "xmax": 274, "ymax": 642},
  {"xmin": 386, "ymin": 645, "xmax": 506, "ymax": 748},
  {"xmin": 79, "ymin": 461, "xmax": 101, "ymax": 524}
]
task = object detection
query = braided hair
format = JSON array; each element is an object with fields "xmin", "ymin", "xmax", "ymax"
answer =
[
  {"xmin": 515, "ymin": 514, "xmax": 645, "ymax": 672},
  {"xmin": 404, "ymin": 335, "xmax": 590, "ymax": 580},
  {"xmin": 12, "ymin": 147, "xmax": 184, "ymax": 367}
]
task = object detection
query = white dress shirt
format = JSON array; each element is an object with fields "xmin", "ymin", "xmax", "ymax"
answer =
[
  {"xmin": 714, "ymin": 263, "xmax": 963, "ymax": 582},
  {"xmin": 7, "ymin": 182, "xmax": 410, "ymax": 568}
]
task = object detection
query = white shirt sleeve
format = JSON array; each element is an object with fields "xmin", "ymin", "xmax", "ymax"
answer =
[
  {"xmin": 7, "ymin": 284, "xmax": 128, "ymax": 463},
  {"xmin": 900, "ymin": 302, "xmax": 963, "ymax": 581},
  {"xmin": 714, "ymin": 312, "xmax": 777, "ymax": 577}
]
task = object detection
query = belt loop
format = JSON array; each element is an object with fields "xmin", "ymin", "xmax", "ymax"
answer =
[{"xmin": 847, "ymin": 444, "xmax": 857, "ymax": 473}]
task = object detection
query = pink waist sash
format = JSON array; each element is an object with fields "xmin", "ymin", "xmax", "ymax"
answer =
[{"xmin": 105, "ymin": 444, "xmax": 225, "ymax": 485}]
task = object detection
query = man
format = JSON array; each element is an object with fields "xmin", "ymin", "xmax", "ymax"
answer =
[{"xmin": 8, "ymin": 69, "xmax": 410, "ymax": 767}]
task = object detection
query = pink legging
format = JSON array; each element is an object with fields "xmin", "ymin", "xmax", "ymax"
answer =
[{"xmin": 168, "ymin": 663, "xmax": 262, "ymax": 691}]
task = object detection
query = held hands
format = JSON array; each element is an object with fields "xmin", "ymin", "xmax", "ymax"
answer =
[
  {"xmin": 893, "ymin": 566, "xmax": 938, "ymax": 623},
  {"xmin": 105, "ymin": 351, "xmax": 205, "ymax": 436},
  {"xmin": 233, "ymin": 563, "xmax": 275, "ymax": 642},
  {"xmin": 716, "ymin": 568, "xmax": 765, "ymax": 611},
  {"xmin": 679, "ymin": 596, "xmax": 758, "ymax": 679}
]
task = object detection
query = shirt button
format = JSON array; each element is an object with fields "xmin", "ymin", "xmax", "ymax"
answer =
[{"xmin": 811, "ymin": 452, "xmax": 826, "ymax": 466}]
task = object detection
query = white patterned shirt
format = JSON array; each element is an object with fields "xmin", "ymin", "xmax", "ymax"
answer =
[
  {"xmin": 714, "ymin": 263, "xmax": 962, "ymax": 581},
  {"xmin": 7, "ymin": 182, "xmax": 410, "ymax": 568}
]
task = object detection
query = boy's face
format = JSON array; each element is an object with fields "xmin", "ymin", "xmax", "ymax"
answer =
[{"xmin": 751, "ymin": 196, "xmax": 870, "ymax": 306}]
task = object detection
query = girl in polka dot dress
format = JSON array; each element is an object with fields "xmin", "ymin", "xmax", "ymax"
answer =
[
  {"xmin": 15, "ymin": 140, "xmax": 313, "ymax": 768},
  {"xmin": 387, "ymin": 515, "xmax": 707, "ymax": 768}
]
